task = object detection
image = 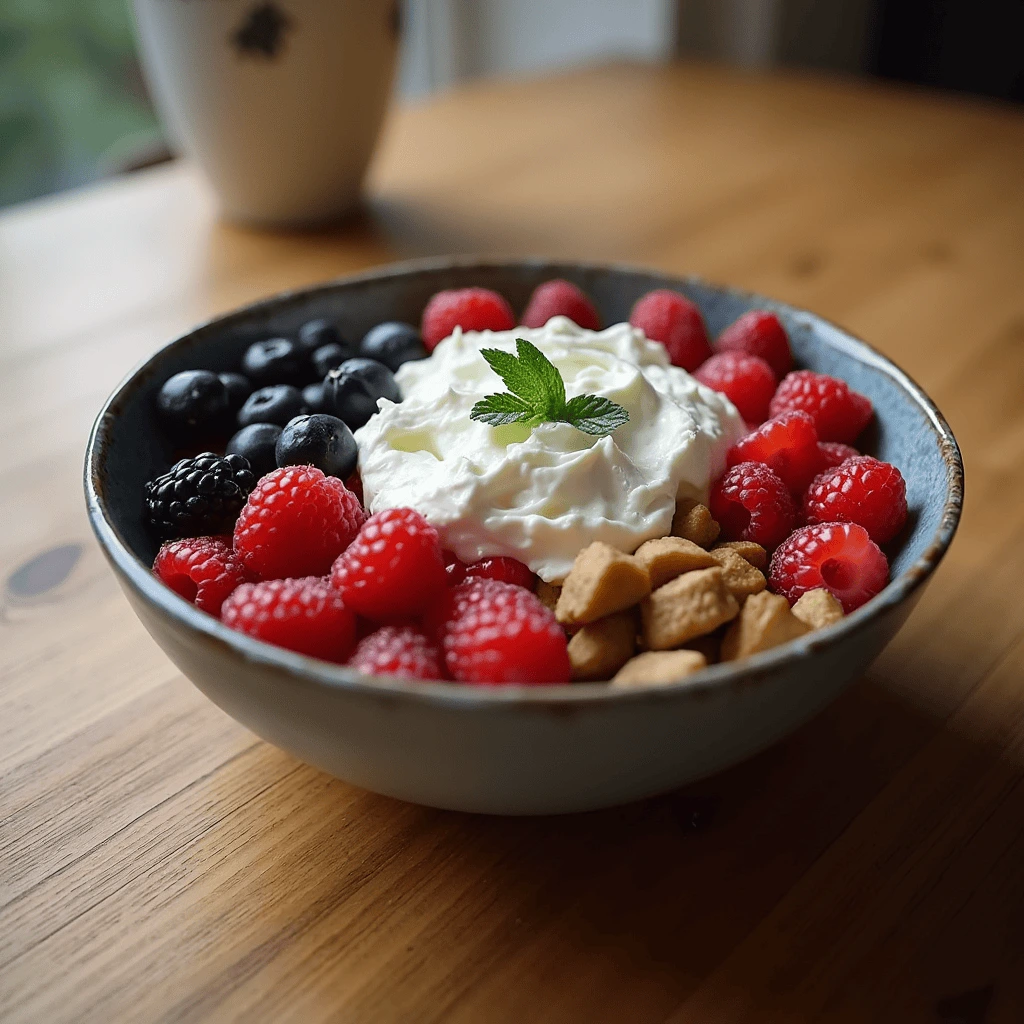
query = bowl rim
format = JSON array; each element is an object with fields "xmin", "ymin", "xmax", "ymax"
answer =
[{"xmin": 84, "ymin": 255, "xmax": 964, "ymax": 710}]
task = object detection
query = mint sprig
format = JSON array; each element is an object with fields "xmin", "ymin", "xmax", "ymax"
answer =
[{"xmin": 470, "ymin": 339, "xmax": 629, "ymax": 437}]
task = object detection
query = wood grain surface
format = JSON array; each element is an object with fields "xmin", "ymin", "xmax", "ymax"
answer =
[{"xmin": 3, "ymin": 62, "xmax": 1024, "ymax": 1023}]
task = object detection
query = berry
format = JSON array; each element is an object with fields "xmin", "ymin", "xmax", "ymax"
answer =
[
  {"xmin": 311, "ymin": 343, "xmax": 349, "ymax": 379},
  {"xmin": 769, "ymin": 522, "xmax": 889, "ymax": 613},
  {"xmin": 296, "ymin": 318, "xmax": 352, "ymax": 356},
  {"xmin": 145, "ymin": 452, "xmax": 256, "ymax": 540},
  {"xmin": 465, "ymin": 556, "xmax": 535, "ymax": 590},
  {"xmin": 421, "ymin": 287, "xmax": 516, "ymax": 352},
  {"xmin": 155, "ymin": 370, "xmax": 230, "ymax": 438},
  {"xmin": 520, "ymin": 279, "xmax": 601, "ymax": 330},
  {"xmin": 219, "ymin": 372, "xmax": 253, "ymax": 415},
  {"xmin": 153, "ymin": 535, "xmax": 252, "ymax": 616},
  {"xmin": 345, "ymin": 471, "xmax": 364, "ymax": 506},
  {"xmin": 716, "ymin": 310, "xmax": 792, "ymax": 379},
  {"xmin": 433, "ymin": 578, "xmax": 570, "ymax": 685},
  {"xmin": 302, "ymin": 382, "xmax": 327, "ymax": 413},
  {"xmin": 769, "ymin": 370, "xmax": 873, "ymax": 443},
  {"xmin": 629, "ymin": 289, "xmax": 712, "ymax": 371},
  {"xmin": 817, "ymin": 441, "xmax": 860, "ymax": 471},
  {"xmin": 226, "ymin": 422, "xmax": 282, "ymax": 478},
  {"xmin": 242, "ymin": 337, "xmax": 303, "ymax": 384},
  {"xmin": 237, "ymin": 384, "xmax": 307, "ymax": 427},
  {"xmin": 321, "ymin": 357, "xmax": 400, "ymax": 430},
  {"xmin": 803, "ymin": 456, "xmax": 908, "ymax": 544},
  {"xmin": 727, "ymin": 410, "xmax": 821, "ymax": 494},
  {"xmin": 331, "ymin": 507, "xmax": 447, "ymax": 620},
  {"xmin": 222, "ymin": 576, "xmax": 356, "ymax": 662},
  {"xmin": 275, "ymin": 413, "xmax": 358, "ymax": 479},
  {"xmin": 709, "ymin": 461, "xmax": 796, "ymax": 549},
  {"xmin": 348, "ymin": 625, "xmax": 444, "ymax": 680},
  {"xmin": 694, "ymin": 351, "xmax": 776, "ymax": 424},
  {"xmin": 234, "ymin": 465, "xmax": 365, "ymax": 579},
  {"xmin": 360, "ymin": 321, "xmax": 428, "ymax": 372}
]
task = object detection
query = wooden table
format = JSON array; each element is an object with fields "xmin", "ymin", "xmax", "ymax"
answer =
[{"xmin": 3, "ymin": 62, "xmax": 1024, "ymax": 1023}]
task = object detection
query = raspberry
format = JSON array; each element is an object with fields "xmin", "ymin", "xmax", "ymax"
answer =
[
  {"xmin": 348, "ymin": 625, "xmax": 444, "ymax": 680},
  {"xmin": 629, "ymin": 289, "xmax": 712, "ymax": 371},
  {"xmin": 709, "ymin": 461, "xmax": 796, "ymax": 549},
  {"xmin": 716, "ymin": 310, "xmax": 792, "ymax": 379},
  {"xmin": 221, "ymin": 576, "xmax": 357, "ymax": 661},
  {"xmin": 803, "ymin": 456, "xmax": 908, "ymax": 544},
  {"xmin": 344, "ymin": 471, "xmax": 364, "ymax": 506},
  {"xmin": 817, "ymin": 441, "xmax": 860, "ymax": 471},
  {"xmin": 444, "ymin": 550, "xmax": 468, "ymax": 585},
  {"xmin": 421, "ymin": 287, "xmax": 516, "ymax": 352},
  {"xmin": 520, "ymin": 279, "xmax": 601, "ymax": 330},
  {"xmin": 153, "ymin": 535, "xmax": 252, "ymax": 616},
  {"xmin": 727, "ymin": 411, "xmax": 821, "ymax": 494},
  {"xmin": 433, "ymin": 578, "xmax": 570, "ymax": 684},
  {"xmin": 769, "ymin": 522, "xmax": 889, "ymax": 613},
  {"xmin": 769, "ymin": 370, "xmax": 873, "ymax": 443},
  {"xmin": 694, "ymin": 352, "xmax": 776, "ymax": 424},
  {"xmin": 233, "ymin": 466, "xmax": 365, "ymax": 580},
  {"xmin": 331, "ymin": 507, "xmax": 447, "ymax": 620},
  {"xmin": 465, "ymin": 556, "xmax": 536, "ymax": 590}
]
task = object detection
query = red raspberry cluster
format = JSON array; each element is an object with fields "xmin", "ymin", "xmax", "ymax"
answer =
[{"xmin": 154, "ymin": 465, "xmax": 566, "ymax": 683}]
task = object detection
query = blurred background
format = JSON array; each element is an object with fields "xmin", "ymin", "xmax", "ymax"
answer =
[{"xmin": 2, "ymin": 0, "xmax": 1022, "ymax": 210}]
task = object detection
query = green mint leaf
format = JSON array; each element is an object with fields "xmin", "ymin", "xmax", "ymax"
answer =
[
  {"xmin": 479, "ymin": 347, "xmax": 546, "ymax": 407},
  {"xmin": 515, "ymin": 339, "xmax": 565, "ymax": 415},
  {"xmin": 470, "ymin": 392, "xmax": 534, "ymax": 426},
  {"xmin": 562, "ymin": 394, "xmax": 630, "ymax": 436}
]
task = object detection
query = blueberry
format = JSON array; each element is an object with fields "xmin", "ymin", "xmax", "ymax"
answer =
[
  {"xmin": 276, "ymin": 414, "xmax": 358, "ymax": 479},
  {"xmin": 237, "ymin": 384, "xmax": 307, "ymax": 427},
  {"xmin": 322, "ymin": 357, "xmax": 401, "ymax": 430},
  {"xmin": 226, "ymin": 422, "xmax": 282, "ymax": 478},
  {"xmin": 156, "ymin": 370, "xmax": 230, "ymax": 437},
  {"xmin": 311, "ymin": 343, "xmax": 349, "ymax": 378},
  {"xmin": 297, "ymin": 318, "xmax": 352, "ymax": 355},
  {"xmin": 219, "ymin": 372, "xmax": 252, "ymax": 414},
  {"xmin": 302, "ymin": 381, "xmax": 327, "ymax": 413},
  {"xmin": 360, "ymin": 321, "xmax": 427, "ymax": 372},
  {"xmin": 241, "ymin": 338, "xmax": 303, "ymax": 384}
]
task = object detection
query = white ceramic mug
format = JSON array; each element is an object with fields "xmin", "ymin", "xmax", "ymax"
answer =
[{"xmin": 132, "ymin": 0, "xmax": 399, "ymax": 225}]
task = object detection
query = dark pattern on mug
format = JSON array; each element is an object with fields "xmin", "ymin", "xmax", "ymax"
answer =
[{"xmin": 232, "ymin": 3, "xmax": 293, "ymax": 59}]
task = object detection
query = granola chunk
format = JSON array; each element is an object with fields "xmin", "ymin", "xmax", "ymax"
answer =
[
  {"xmin": 640, "ymin": 566, "xmax": 739, "ymax": 650},
  {"xmin": 671, "ymin": 498, "xmax": 720, "ymax": 548},
  {"xmin": 721, "ymin": 590, "xmax": 810, "ymax": 660},
  {"xmin": 568, "ymin": 610, "xmax": 637, "ymax": 681},
  {"xmin": 612, "ymin": 649, "xmax": 708, "ymax": 687},
  {"xmin": 555, "ymin": 541, "xmax": 651, "ymax": 626}
]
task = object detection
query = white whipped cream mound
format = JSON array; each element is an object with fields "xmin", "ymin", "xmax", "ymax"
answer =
[{"xmin": 354, "ymin": 317, "xmax": 745, "ymax": 583}]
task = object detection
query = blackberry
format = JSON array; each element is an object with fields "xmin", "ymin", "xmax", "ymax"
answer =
[{"xmin": 145, "ymin": 452, "xmax": 256, "ymax": 539}]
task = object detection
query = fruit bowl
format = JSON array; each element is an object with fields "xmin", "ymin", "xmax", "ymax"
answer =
[{"xmin": 84, "ymin": 258, "xmax": 963, "ymax": 814}]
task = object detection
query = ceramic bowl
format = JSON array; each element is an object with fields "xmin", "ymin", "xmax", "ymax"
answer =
[{"xmin": 84, "ymin": 258, "xmax": 963, "ymax": 814}]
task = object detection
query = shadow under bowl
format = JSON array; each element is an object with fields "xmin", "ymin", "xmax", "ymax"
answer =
[{"xmin": 84, "ymin": 257, "xmax": 963, "ymax": 814}]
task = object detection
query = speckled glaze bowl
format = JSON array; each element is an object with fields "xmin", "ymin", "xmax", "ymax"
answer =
[{"xmin": 84, "ymin": 258, "xmax": 963, "ymax": 814}]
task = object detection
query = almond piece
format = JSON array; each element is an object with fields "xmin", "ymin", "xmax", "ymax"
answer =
[
  {"xmin": 633, "ymin": 536, "xmax": 718, "ymax": 590},
  {"xmin": 640, "ymin": 566, "xmax": 739, "ymax": 650},
  {"xmin": 720, "ymin": 590, "xmax": 811, "ymax": 661},
  {"xmin": 555, "ymin": 542, "xmax": 651, "ymax": 626},
  {"xmin": 612, "ymin": 649, "xmax": 708, "ymax": 687},
  {"xmin": 711, "ymin": 540, "xmax": 768, "ymax": 572},
  {"xmin": 792, "ymin": 588, "xmax": 845, "ymax": 630},
  {"xmin": 708, "ymin": 547, "xmax": 767, "ymax": 599},
  {"xmin": 568, "ymin": 611, "xmax": 637, "ymax": 681},
  {"xmin": 671, "ymin": 499, "xmax": 720, "ymax": 548}
]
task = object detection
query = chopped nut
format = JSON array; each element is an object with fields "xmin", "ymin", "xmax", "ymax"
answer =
[
  {"xmin": 711, "ymin": 540, "xmax": 768, "ymax": 572},
  {"xmin": 640, "ymin": 567, "xmax": 739, "ymax": 650},
  {"xmin": 534, "ymin": 579, "xmax": 562, "ymax": 615},
  {"xmin": 555, "ymin": 542, "xmax": 651, "ymax": 626},
  {"xmin": 792, "ymin": 588, "xmax": 845, "ymax": 630},
  {"xmin": 633, "ymin": 536, "xmax": 717, "ymax": 589},
  {"xmin": 671, "ymin": 498, "xmax": 720, "ymax": 548},
  {"xmin": 708, "ymin": 547, "xmax": 767, "ymax": 599},
  {"xmin": 720, "ymin": 590, "xmax": 811, "ymax": 661},
  {"xmin": 568, "ymin": 610, "xmax": 637, "ymax": 681},
  {"xmin": 612, "ymin": 649, "xmax": 707, "ymax": 687}
]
